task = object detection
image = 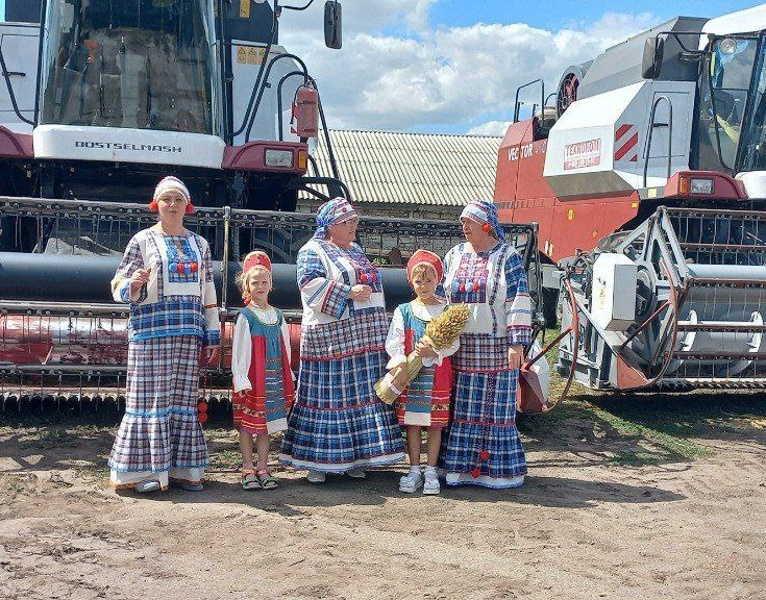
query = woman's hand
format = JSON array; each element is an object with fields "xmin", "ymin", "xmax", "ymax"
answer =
[
  {"xmin": 202, "ymin": 345, "xmax": 220, "ymax": 366},
  {"xmin": 129, "ymin": 268, "xmax": 151, "ymax": 298},
  {"xmin": 415, "ymin": 340, "xmax": 437, "ymax": 359},
  {"xmin": 508, "ymin": 345, "xmax": 524, "ymax": 370},
  {"xmin": 349, "ymin": 284, "xmax": 372, "ymax": 302}
]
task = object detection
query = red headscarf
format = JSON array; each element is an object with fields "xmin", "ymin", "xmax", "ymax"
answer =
[{"xmin": 406, "ymin": 249, "xmax": 443, "ymax": 281}]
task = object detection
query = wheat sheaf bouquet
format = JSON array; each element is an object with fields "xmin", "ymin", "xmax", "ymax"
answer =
[{"xmin": 375, "ymin": 302, "xmax": 470, "ymax": 404}]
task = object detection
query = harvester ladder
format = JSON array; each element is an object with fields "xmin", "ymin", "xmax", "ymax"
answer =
[{"xmin": 642, "ymin": 95, "xmax": 674, "ymax": 188}]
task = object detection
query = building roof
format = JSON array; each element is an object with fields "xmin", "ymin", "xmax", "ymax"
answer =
[{"xmin": 308, "ymin": 129, "xmax": 502, "ymax": 207}]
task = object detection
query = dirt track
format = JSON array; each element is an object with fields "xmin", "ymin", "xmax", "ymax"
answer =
[{"xmin": 1, "ymin": 395, "xmax": 765, "ymax": 600}]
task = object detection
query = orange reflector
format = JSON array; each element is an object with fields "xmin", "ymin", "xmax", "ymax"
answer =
[
  {"xmin": 679, "ymin": 176, "xmax": 688, "ymax": 195},
  {"xmin": 297, "ymin": 150, "xmax": 308, "ymax": 170}
]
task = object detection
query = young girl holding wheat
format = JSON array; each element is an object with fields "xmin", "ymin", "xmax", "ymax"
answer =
[{"xmin": 384, "ymin": 250, "xmax": 461, "ymax": 495}]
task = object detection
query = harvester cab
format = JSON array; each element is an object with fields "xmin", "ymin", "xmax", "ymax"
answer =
[
  {"xmin": 497, "ymin": 5, "xmax": 766, "ymax": 393},
  {"xmin": 0, "ymin": 0, "xmax": 345, "ymax": 216}
]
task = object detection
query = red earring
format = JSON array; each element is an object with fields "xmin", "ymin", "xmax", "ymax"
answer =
[
  {"xmin": 185, "ymin": 203, "xmax": 195, "ymax": 214},
  {"xmin": 482, "ymin": 223, "xmax": 491, "ymax": 232},
  {"xmin": 148, "ymin": 199, "xmax": 158, "ymax": 211}
]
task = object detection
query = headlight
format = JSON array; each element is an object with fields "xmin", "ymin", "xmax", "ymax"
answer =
[
  {"xmin": 264, "ymin": 149, "xmax": 294, "ymax": 168},
  {"xmin": 690, "ymin": 178, "xmax": 714, "ymax": 194},
  {"xmin": 719, "ymin": 38, "xmax": 738, "ymax": 55}
]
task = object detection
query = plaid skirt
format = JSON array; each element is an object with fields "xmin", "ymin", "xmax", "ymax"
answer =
[
  {"xmin": 440, "ymin": 368, "xmax": 527, "ymax": 488},
  {"xmin": 108, "ymin": 335, "xmax": 209, "ymax": 480},
  {"xmin": 280, "ymin": 349, "xmax": 405, "ymax": 472}
]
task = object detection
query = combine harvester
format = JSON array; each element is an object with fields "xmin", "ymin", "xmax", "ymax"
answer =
[
  {"xmin": 0, "ymin": 0, "xmax": 545, "ymax": 412},
  {"xmin": 495, "ymin": 5, "xmax": 766, "ymax": 392}
]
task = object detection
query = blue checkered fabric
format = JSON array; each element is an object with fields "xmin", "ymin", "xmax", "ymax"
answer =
[
  {"xmin": 108, "ymin": 335, "xmax": 209, "ymax": 473},
  {"xmin": 280, "ymin": 349, "xmax": 404, "ymax": 471},
  {"xmin": 114, "ymin": 231, "xmax": 220, "ymax": 346},
  {"xmin": 298, "ymin": 245, "xmax": 351, "ymax": 319},
  {"xmin": 502, "ymin": 249, "xmax": 533, "ymax": 346},
  {"xmin": 451, "ymin": 334, "xmax": 509, "ymax": 371},
  {"xmin": 445, "ymin": 243, "xmax": 532, "ymax": 347},
  {"xmin": 300, "ymin": 308, "xmax": 388, "ymax": 359},
  {"xmin": 440, "ymin": 369, "xmax": 526, "ymax": 480},
  {"xmin": 129, "ymin": 298, "xmax": 208, "ymax": 341}
]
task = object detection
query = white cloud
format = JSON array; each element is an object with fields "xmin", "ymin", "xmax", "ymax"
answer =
[
  {"xmin": 466, "ymin": 121, "xmax": 511, "ymax": 137},
  {"xmin": 277, "ymin": 5, "xmax": 659, "ymax": 133}
]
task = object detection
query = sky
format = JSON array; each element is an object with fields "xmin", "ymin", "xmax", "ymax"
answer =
[
  {"xmin": 277, "ymin": 0, "xmax": 765, "ymax": 135},
  {"xmin": 2, "ymin": 0, "xmax": 764, "ymax": 135}
]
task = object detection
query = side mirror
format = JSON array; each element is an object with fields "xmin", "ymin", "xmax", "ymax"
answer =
[
  {"xmin": 642, "ymin": 36, "xmax": 664, "ymax": 79},
  {"xmin": 324, "ymin": 1, "xmax": 342, "ymax": 49}
]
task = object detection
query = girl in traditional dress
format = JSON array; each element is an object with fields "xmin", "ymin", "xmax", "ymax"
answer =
[
  {"xmin": 108, "ymin": 176, "xmax": 220, "ymax": 493},
  {"xmin": 280, "ymin": 197, "xmax": 404, "ymax": 483},
  {"xmin": 441, "ymin": 200, "xmax": 533, "ymax": 489},
  {"xmin": 386, "ymin": 250, "xmax": 459, "ymax": 495},
  {"xmin": 231, "ymin": 251, "xmax": 295, "ymax": 491}
]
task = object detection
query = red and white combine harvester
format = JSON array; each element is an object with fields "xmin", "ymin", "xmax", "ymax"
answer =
[
  {"xmin": 0, "ymin": 0, "xmax": 546, "ymax": 412},
  {"xmin": 496, "ymin": 5, "xmax": 766, "ymax": 392}
]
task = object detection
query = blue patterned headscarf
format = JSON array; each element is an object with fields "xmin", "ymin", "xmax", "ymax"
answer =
[
  {"xmin": 460, "ymin": 200, "xmax": 505, "ymax": 242},
  {"xmin": 313, "ymin": 197, "xmax": 358, "ymax": 239}
]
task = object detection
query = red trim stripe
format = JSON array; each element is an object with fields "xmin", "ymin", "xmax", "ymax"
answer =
[
  {"xmin": 615, "ymin": 124, "xmax": 632, "ymax": 141},
  {"xmin": 615, "ymin": 132, "xmax": 639, "ymax": 161}
]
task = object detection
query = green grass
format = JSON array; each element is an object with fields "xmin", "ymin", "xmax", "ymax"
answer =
[{"xmin": 589, "ymin": 401, "xmax": 714, "ymax": 462}]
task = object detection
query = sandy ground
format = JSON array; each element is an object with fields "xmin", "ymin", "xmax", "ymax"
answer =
[{"xmin": 1, "ymin": 395, "xmax": 765, "ymax": 600}]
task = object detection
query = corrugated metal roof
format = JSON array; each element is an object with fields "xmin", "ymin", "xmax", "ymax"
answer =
[{"xmin": 306, "ymin": 129, "xmax": 502, "ymax": 207}]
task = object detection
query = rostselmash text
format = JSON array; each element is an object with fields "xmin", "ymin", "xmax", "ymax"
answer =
[{"xmin": 74, "ymin": 141, "xmax": 183, "ymax": 153}]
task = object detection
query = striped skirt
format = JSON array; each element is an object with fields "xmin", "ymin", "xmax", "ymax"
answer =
[
  {"xmin": 280, "ymin": 349, "xmax": 405, "ymax": 472},
  {"xmin": 441, "ymin": 368, "xmax": 527, "ymax": 489},
  {"xmin": 396, "ymin": 367, "xmax": 450, "ymax": 428},
  {"xmin": 108, "ymin": 335, "xmax": 208, "ymax": 489}
]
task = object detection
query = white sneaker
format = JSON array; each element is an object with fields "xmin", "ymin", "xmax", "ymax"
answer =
[
  {"xmin": 307, "ymin": 470, "xmax": 326, "ymax": 484},
  {"xmin": 347, "ymin": 468, "xmax": 366, "ymax": 479},
  {"xmin": 399, "ymin": 469, "xmax": 423, "ymax": 494},
  {"xmin": 423, "ymin": 469, "xmax": 440, "ymax": 495},
  {"xmin": 135, "ymin": 480, "xmax": 161, "ymax": 493}
]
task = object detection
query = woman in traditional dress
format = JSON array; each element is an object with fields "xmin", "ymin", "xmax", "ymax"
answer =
[
  {"xmin": 280, "ymin": 197, "xmax": 404, "ymax": 483},
  {"xmin": 108, "ymin": 176, "xmax": 220, "ymax": 493},
  {"xmin": 441, "ymin": 200, "xmax": 533, "ymax": 489}
]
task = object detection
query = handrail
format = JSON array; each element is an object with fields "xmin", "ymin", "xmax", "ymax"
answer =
[
  {"xmin": 0, "ymin": 45, "xmax": 33, "ymax": 126},
  {"xmin": 643, "ymin": 95, "xmax": 674, "ymax": 187},
  {"xmin": 513, "ymin": 78, "xmax": 545, "ymax": 123}
]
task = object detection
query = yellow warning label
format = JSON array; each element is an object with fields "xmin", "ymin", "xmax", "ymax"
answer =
[
  {"xmin": 567, "ymin": 209, "xmax": 574, "ymax": 221},
  {"xmin": 236, "ymin": 46, "xmax": 246, "ymax": 64},
  {"xmin": 240, "ymin": 0, "xmax": 250, "ymax": 19},
  {"xmin": 247, "ymin": 47, "xmax": 265, "ymax": 64}
]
